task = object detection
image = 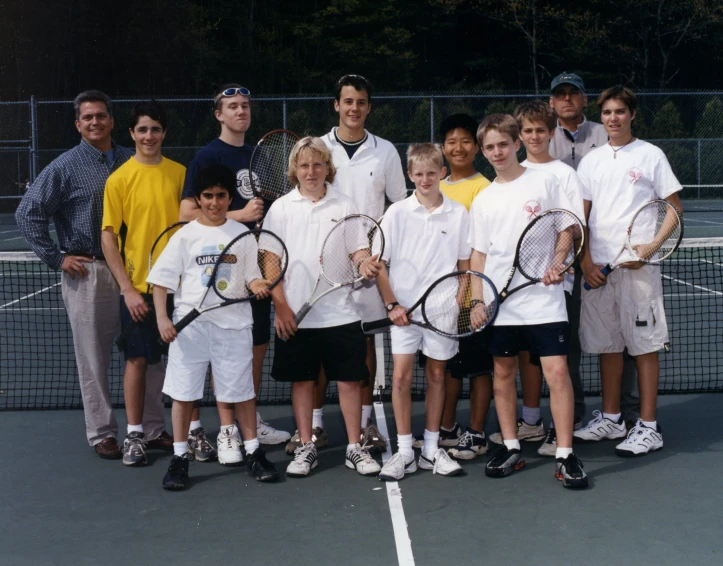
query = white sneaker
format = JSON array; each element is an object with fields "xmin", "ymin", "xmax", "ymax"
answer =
[
  {"xmin": 615, "ymin": 419, "xmax": 663, "ymax": 456},
  {"xmin": 418, "ymin": 448, "xmax": 463, "ymax": 476},
  {"xmin": 345, "ymin": 443, "xmax": 382, "ymax": 475},
  {"xmin": 286, "ymin": 442, "xmax": 318, "ymax": 477},
  {"xmin": 574, "ymin": 410, "xmax": 627, "ymax": 441},
  {"xmin": 256, "ymin": 413, "xmax": 292, "ymax": 445},
  {"xmin": 217, "ymin": 427, "xmax": 243, "ymax": 466},
  {"xmin": 489, "ymin": 418, "xmax": 545, "ymax": 445},
  {"xmin": 378, "ymin": 452, "xmax": 417, "ymax": 481},
  {"xmin": 537, "ymin": 428, "xmax": 557, "ymax": 457}
]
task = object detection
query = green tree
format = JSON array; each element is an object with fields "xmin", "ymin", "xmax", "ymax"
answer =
[
  {"xmin": 695, "ymin": 97, "xmax": 723, "ymax": 138},
  {"xmin": 652, "ymin": 101, "xmax": 685, "ymax": 138}
]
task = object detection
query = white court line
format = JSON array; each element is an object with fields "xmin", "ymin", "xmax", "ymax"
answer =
[
  {"xmin": 374, "ymin": 402, "xmax": 415, "ymax": 566},
  {"xmin": 662, "ymin": 274, "xmax": 723, "ymax": 296},
  {"xmin": 0, "ymin": 282, "xmax": 61, "ymax": 309},
  {"xmin": 684, "ymin": 217, "xmax": 723, "ymax": 226},
  {"xmin": 0, "ymin": 228, "xmax": 20, "ymax": 235},
  {"xmin": 663, "ymin": 293, "xmax": 720, "ymax": 298}
]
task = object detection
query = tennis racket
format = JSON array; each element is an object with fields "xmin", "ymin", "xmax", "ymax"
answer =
[
  {"xmin": 362, "ymin": 271, "xmax": 499, "ymax": 338},
  {"xmin": 170, "ymin": 229, "xmax": 288, "ymax": 335},
  {"xmin": 583, "ymin": 199, "xmax": 683, "ymax": 290},
  {"xmin": 115, "ymin": 221, "xmax": 188, "ymax": 351},
  {"xmin": 293, "ymin": 214, "xmax": 384, "ymax": 325},
  {"xmin": 249, "ymin": 129, "xmax": 300, "ymax": 227},
  {"xmin": 497, "ymin": 208, "xmax": 584, "ymax": 303}
]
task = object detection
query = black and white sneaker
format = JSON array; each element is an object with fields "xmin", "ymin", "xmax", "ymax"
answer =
[
  {"xmin": 187, "ymin": 427, "xmax": 217, "ymax": 462},
  {"xmin": 538, "ymin": 428, "xmax": 557, "ymax": 457},
  {"xmin": 615, "ymin": 420, "xmax": 663, "ymax": 457},
  {"xmin": 346, "ymin": 443, "xmax": 382, "ymax": 475},
  {"xmin": 485, "ymin": 446, "xmax": 525, "ymax": 478},
  {"xmin": 245, "ymin": 447, "xmax": 280, "ymax": 482},
  {"xmin": 122, "ymin": 432, "xmax": 148, "ymax": 467},
  {"xmin": 449, "ymin": 428, "xmax": 488, "ymax": 460},
  {"xmin": 439, "ymin": 423, "xmax": 464, "ymax": 447},
  {"xmin": 162, "ymin": 454, "xmax": 191, "ymax": 490},
  {"xmin": 286, "ymin": 441, "xmax": 318, "ymax": 477},
  {"xmin": 555, "ymin": 453, "xmax": 588, "ymax": 489},
  {"xmin": 574, "ymin": 410, "xmax": 627, "ymax": 441}
]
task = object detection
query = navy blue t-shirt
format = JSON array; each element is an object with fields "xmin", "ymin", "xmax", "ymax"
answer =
[{"xmin": 182, "ymin": 138, "xmax": 257, "ymax": 225}]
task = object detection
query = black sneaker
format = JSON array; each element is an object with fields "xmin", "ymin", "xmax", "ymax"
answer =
[
  {"xmin": 245, "ymin": 447, "xmax": 280, "ymax": 482},
  {"xmin": 485, "ymin": 446, "xmax": 525, "ymax": 478},
  {"xmin": 439, "ymin": 423, "xmax": 463, "ymax": 447},
  {"xmin": 555, "ymin": 453, "xmax": 588, "ymax": 489},
  {"xmin": 122, "ymin": 432, "xmax": 148, "ymax": 467},
  {"xmin": 163, "ymin": 454, "xmax": 190, "ymax": 490}
]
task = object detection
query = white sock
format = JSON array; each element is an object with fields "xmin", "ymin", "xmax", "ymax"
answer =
[
  {"xmin": 397, "ymin": 433, "xmax": 414, "ymax": 463},
  {"xmin": 504, "ymin": 439, "xmax": 521, "ymax": 451},
  {"xmin": 642, "ymin": 420, "xmax": 657, "ymax": 430},
  {"xmin": 602, "ymin": 412, "xmax": 621, "ymax": 423},
  {"xmin": 361, "ymin": 405, "xmax": 373, "ymax": 428},
  {"xmin": 173, "ymin": 441, "xmax": 188, "ymax": 457},
  {"xmin": 312, "ymin": 408, "xmax": 324, "ymax": 429},
  {"xmin": 245, "ymin": 437, "xmax": 259, "ymax": 454},
  {"xmin": 423, "ymin": 429, "xmax": 439, "ymax": 460},
  {"xmin": 189, "ymin": 420, "xmax": 202, "ymax": 433},
  {"xmin": 522, "ymin": 406, "xmax": 540, "ymax": 425},
  {"xmin": 556, "ymin": 447, "xmax": 573, "ymax": 459},
  {"xmin": 346, "ymin": 443, "xmax": 356, "ymax": 453},
  {"xmin": 127, "ymin": 424, "xmax": 143, "ymax": 435},
  {"xmin": 220, "ymin": 424, "xmax": 238, "ymax": 438}
]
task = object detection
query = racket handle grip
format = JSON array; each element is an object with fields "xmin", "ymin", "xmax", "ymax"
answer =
[
  {"xmin": 294, "ymin": 303, "xmax": 312, "ymax": 325},
  {"xmin": 361, "ymin": 317, "xmax": 394, "ymax": 333},
  {"xmin": 173, "ymin": 309, "xmax": 201, "ymax": 334},
  {"xmin": 583, "ymin": 264, "xmax": 613, "ymax": 290}
]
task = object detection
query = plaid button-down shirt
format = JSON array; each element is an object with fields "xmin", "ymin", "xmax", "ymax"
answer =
[{"xmin": 16, "ymin": 139, "xmax": 133, "ymax": 269}]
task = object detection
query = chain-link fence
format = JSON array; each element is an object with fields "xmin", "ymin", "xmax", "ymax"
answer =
[{"xmin": 3, "ymin": 91, "xmax": 723, "ymax": 213}]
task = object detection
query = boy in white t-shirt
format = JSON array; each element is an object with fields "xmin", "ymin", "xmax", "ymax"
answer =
[
  {"xmin": 376, "ymin": 144, "xmax": 469, "ymax": 481},
  {"xmin": 469, "ymin": 114, "xmax": 587, "ymax": 489},
  {"xmin": 149, "ymin": 165, "xmax": 279, "ymax": 490},
  {"xmin": 575, "ymin": 86, "xmax": 683, "ymax": 457},
  {"xmin": 264, "ymin": 137, "xmax": 381, "ymax": 478}
]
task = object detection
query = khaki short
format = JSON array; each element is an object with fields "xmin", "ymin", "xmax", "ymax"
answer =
[{"xmin": 580, "ymin": 265, "xmax": 668, "ymax": 356}]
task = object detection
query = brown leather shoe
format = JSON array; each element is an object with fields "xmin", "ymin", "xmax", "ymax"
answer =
[
  {"xmin": 94, "ymin": 437, "xmax": 122, "ymax": 460},
  {"xmin": 147, "ymin": 430, "xmax": 174, "ymax": 450}
]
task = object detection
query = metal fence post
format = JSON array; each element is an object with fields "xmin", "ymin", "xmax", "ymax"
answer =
[
  {"xmin": 283, "ymin": 98, "xmax": 287, "ymax": 131},
  {"xmin": 30, "ymin": 95, "xmax": 39, "ymax": 183},
  {"xmin": 429, "ymin": 98, "xmax": 434, "ymax": 142},
  {"xmin": 697, "ymin": 139, "xmax": 702, "ymax": 199}
]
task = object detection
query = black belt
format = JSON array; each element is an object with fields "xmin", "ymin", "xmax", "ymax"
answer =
[{"xmin": 65, "ymin": 252, "xmax": 105, "ymax": 261}]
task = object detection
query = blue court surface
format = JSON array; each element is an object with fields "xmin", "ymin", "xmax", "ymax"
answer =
[{"xmin": 1, "ymin": 394, "xmax": 722, "ymax": 566}]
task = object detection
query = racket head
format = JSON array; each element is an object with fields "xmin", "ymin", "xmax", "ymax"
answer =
[
  {"xmin": 147, "ymin": 221, "xmax": 188, "ymax": 293},
  {"xmin": 516, "ymin": 209, "xmax": 584, "ymax": 281},
  {"xmin": 419, "ymin": 271, "xmax": 499, "ymax": 338},
  {"xmin": 212, "ymin": 229, "xmax": 288, "ymax": 302},
  {"xmin": 319, "ymin": 214, "xmax": 385, "ymax": 286},
  {"xmin": 626, "ymin": 199, "xmax": 683, "ymax": 263},
  {"xmin": 249, "ymin": 129, "xmax": 300, "ymax": 201}
]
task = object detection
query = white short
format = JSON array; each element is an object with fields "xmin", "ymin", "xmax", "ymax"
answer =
[
  {"xmin": 163, "ymin": 321, "xmax": 254, "ymax": 403},
  {"xmin": 390, "ymin": 324, "xmax": 458, "ymax": 361},
  {"xmin": 350, "ymin": 278, "xmax": 386, "ymax": 328},
  {"xmin": 580, "ymin": 265, "xmax": 668, "ymax": 356}
]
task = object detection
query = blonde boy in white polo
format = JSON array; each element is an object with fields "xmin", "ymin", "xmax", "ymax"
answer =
[
  {"xmin": 264, "ymin": 136, "xmax": 381, "ymax": 478},
  {"xmin": 576, "ymin": 86, "xmax": 683, "ymax": 457},
  {"xmin": 376, "ymin": 143, "xmax": 469, "ymax": 481}
]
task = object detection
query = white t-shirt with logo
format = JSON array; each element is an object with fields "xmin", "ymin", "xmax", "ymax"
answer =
[
  {"xmin": 261, "ymin": 186, "xmax": 361, "ymax": 329},
  {"xmin": 577, "ymin": 140, "xmax": 682, "ymax": 265},
  {"xmin": 468, "ymin": 168, "xmax": 573, "ymax": 325},
  {"xmin": 146, "ymin": 219, "xmax": 256, "ymax": 330}
]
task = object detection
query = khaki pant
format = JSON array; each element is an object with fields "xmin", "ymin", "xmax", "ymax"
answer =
[{"xmin": 62, "ymin": 261, "xmax": 166, "ymax": 446}]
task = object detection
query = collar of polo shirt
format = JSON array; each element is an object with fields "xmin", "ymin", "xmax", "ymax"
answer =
[
  {"xmin": 290, "ymin": 183, "xmax": 337, "ymax": 202},
  {"xmin": 408, "ymin": 191, "xmax": 453, "ymax": 214}
]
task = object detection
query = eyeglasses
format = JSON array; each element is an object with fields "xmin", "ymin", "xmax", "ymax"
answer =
[{"xmin": 213, "ymin": 87, "xmax": 252, "ymax": 105}]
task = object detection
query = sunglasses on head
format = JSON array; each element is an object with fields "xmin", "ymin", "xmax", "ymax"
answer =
[{"xmin": 214, "ymin": 87, "xmax": 252, "ymax": 105}]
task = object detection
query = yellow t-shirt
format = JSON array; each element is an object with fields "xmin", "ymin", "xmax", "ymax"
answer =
[
  {"xmin": 440, "ymin": 172, "xmax": 491, "ymax": 211},
  {"xmin": 102, "ymin": 156, "xmax": 185, "ymax": 292}
]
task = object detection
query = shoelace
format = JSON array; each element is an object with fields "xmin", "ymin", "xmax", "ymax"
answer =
[
  {"xmin": 127, "ymin": 436, "xmax": 147, "ymax": 454},
  {"xmin": 456, "ymin": 432, "xmax": 474, "ymax": 448},
  {"xmin": 563, "ymin": 455, "xmax": 584, "ymax": 477},
  {"xmin": 218, "ymin": 431, "xmax": 237, "ymax": 450},
  {"xmin": 432, "ymin": 450, "xmax": 453, "ymax": 475},
  {"xmin": 356, "ymin": 444, "xmax": 377, "ymax": 464}
]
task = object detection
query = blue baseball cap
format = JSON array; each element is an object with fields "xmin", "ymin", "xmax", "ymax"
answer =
[{"xmin": 551, "ymin": 72, "xmax": 585, "ymax": 93}]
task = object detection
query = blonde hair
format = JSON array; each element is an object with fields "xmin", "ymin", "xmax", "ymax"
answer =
[
  {"xmin": 406, "ymin": 143, "xmax": 444, "ymax": 172},
  {"xmin": 287, "ymin": 136, "xmax": 336, "ymax": 186},
  {"xmin": 477, "ymin": 114, "xmax": 520, "ymax": 145}
]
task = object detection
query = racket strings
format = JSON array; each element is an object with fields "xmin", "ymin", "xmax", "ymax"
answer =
[
  {"xmin": 252, "ymin": 133, "xmax": 298, "ymax": 200},
  {"xmin": 517, "ymin": 211, "xmax": 580, "ymax": 280},
  {"xmin": 628, "ymin": 200, "xmax": 682, "ymax": 262},
  {"xmin": 422, "ymin": 273, "xmax": 497, "ymax": 337},
  {"xmin": 320, "ymin": 216, "xmax": 382, "ymax": 285}
]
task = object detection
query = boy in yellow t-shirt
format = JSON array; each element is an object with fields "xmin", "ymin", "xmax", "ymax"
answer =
[{"xmin": 101, "ymin": 101, "xmax": 185, "ymax": 467}]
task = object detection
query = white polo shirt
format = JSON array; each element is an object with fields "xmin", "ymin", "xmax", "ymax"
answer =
[
  {"xmin": 262, "ymin": 185, "xmax": 361, "ymax": 329},
  {"xmin": 322, "ymin": 128, "xmax": 407, "ymax": 219},
  {"xmin": 468, "ymin": 168, "xmax": 573, "ymax": 326},
  {"xmin": 381, "ymin": 191, "xmax": 471, "ymax": 309},
  {"xmin": 577, "ymin": 140, "xmax": 682, "ymax": 265}
]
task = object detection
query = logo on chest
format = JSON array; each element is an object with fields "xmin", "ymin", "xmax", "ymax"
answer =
[
  {"xmin": 523, "ymin": 200, "xmax": 541, "ymax": 220},
  {"xmin": 628, "ymin": 168, "xmax": 643, "ymax": 184}
]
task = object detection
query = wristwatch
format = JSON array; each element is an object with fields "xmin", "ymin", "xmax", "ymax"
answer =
[
  {"xmin": 470, "ymin": 299, "xmax": 485, "ymax": 308},
  {"xmin": 386, "ymin": 301, "xmax": 399, "ymax": 312}
]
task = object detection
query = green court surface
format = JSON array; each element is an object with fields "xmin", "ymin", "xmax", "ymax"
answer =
[{"xmin": 1, "ymin": 394, "xmax": 721, "ymax": 566}]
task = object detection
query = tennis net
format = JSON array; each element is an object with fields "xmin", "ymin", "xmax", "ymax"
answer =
[{"xmin": 1, "ymin": 238, "xmax": 722, "ymax": 410}]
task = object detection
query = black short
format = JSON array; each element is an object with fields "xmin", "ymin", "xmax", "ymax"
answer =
[
  {"xmin": 488, "ymin": 322, "xmax": 569, "ymax": 359},
  {"xmin": 271, "ymin": 321, "xmax": 368, "ymax": 383},
  {"xmin": 447, "ymin": 329, "xmax": 493, "ymax": 379},
  {"xmin": 119, "ymin": 294, "xmax": 174, "ymax": 364},
  {"xmin": 251, "ymin": 297, "xmax": 272, "ymax": 347}
]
